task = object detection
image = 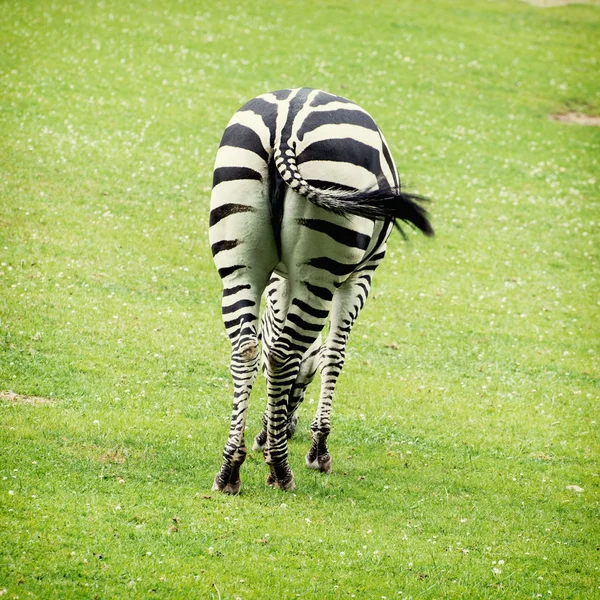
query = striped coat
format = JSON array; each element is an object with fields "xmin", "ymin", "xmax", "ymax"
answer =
[{"xmin": 210, "ymin": 88, "xmax": 432, "ymax": 493}]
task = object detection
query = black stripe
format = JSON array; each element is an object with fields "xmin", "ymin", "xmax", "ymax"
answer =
[
  {"xmin": 292, "ymin": 298, "xmax": 329, "ymax": 319},
  {"xmin": 381, "ymin": 139, "xmax": 399, "ymax": 191},
  {"xmin": 272, "ymin": 89, "xmax": 292, "ymax": 101},
  {"xmin": 268, "ymin": 152, "xmax": 286, "ymax": 257},
  {"xmin": 297, "ymin": 218, "xmax": 370, "ymax": 250},
  {"xmin": 213, "ymin": 166, "xmax": 262, "ymax": 187},
  {"xmin": 364, "ymin": 219, "xmax": 392, "ymax": 262},
  {"xmin": 310, "ymin": 91, "xmax": 352, "ymax": 108},
  {"xmin": 211, "ymin": 239, "xmax": 241, "ymax": 256},
  {"xmin": 240, "ymin": 97, "xmax": 277, "ymax": 148},
  {"xmin": 286, "ymin": 313, "xmax": 324, "ymax": 332},
  {"xmin": 283, "ymin": 339, "xmax": 313, "ymax": 353},
  {"xmin": 357, "ymin": 282, "xmax": 369, "ymax": 298},
  {"xmin": 218, "ymin": 265, "xmax": 245, "ymax": 279},
  {"xmin": 219, "ymin": 123, "xmax": 269, "ymax": 162},
  {"xmin": 230, "ymin": 365, "xmax": 254, "ymax": 375},
  {"xmin": 224, "ymin": 313, "xmax": 256, "ymax": 330},
  {"xmin": 297, "ymin": 138, "xmax": 381, "ymax": 177},
  {"xmin": 209, "ymin": 203, "xmax": 256, "ymax": 227},
  {"xmin": 296, "ymin": 108, "xmax": 379, "ymax": 141},
  {"xmin": 239, "ymin": 326, "xmax": 255, "ymax": 340},
  {"xmin": 222, "ymin": 298, "xmax": 256, "ymax": 315},
  {"xmin": 304, "ymin": 282, "xmax": 333, "ymax": 301},
  {"xmin": 307, "ymin": 257, "xmax": 357, "ymax": 277},
  {"xmin": 281, "ymin": 326, "xmax": 318, "ymax": 346},
  {"xmin": 281, "ymin": 88, "xmax": 312, "ymax": 145},
  {"xmin": 305, "ymin": 179, "xmax": 357, "ymax": 193},
  {"xmin": 223, "ymin": 283, "xmax": 251, "ymax": 297}
]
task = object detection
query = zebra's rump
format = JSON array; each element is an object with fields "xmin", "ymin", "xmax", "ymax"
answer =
[
  {"xmin": 212, "ymin": 88, "xmax": 432, "ymax": 249},
  {"xmin": 223, "ymin": 88, "xmax": 392, "ymax": 193}
]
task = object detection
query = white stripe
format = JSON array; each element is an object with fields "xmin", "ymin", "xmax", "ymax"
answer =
[
  {"xmin": 210, "ymin": 179, "xmax": 264, "ymax": 210},
  {"xmin": 299, "ymin": 160, "xmax": 377, "ymax": 190},
  {"xmin": 228, "ymin": 110, "xmax": 272, "ymax": 150},
  {"xmin": 310, "ymin": 100, "xmax": 370, "ymax": 115},
  {"xmin": 214, "ymin": 146, "xmax": 268, "ymax": 173},
  {"xmin": 296, "ymin": 123, "xmax": 383, "ymax": 154}
]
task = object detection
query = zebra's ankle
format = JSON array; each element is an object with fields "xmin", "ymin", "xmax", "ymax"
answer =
[
  {"xmin": 306, "ymin": 437, "xmax": 332, "ymax": 473},
  {"xmin": 253, "ymin": 429, "xmax": 267, "ymax": 451},
  {"xmin": 266, "ymin": 464, "xmax": 295, "ymax": 491}
]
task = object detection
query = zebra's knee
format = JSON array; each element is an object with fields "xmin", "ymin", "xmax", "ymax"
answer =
[
  {"xmin": 240, "ymin": 338, "xmax": 259, "ymax": 361},
  {"xmin": 266, "ymin": 346, "xmax": 287, "ymax": 373},
  {"xmin": 232, "ymin": 336, "xmax": 259, "ymax": 365}
]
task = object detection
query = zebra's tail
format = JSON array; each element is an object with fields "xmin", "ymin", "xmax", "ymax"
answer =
[{"xmin": 273, "ymin": 144, "xmax": 434, "ymax": 237}]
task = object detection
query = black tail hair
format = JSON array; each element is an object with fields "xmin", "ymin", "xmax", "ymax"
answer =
[{"xmin": 273, "ymin": 144, "xmax": 434, "ymax": 238}]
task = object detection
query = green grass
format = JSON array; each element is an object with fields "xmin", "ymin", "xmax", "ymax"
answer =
[{"xmin": 1, "ymin": 0, "xmax": 599, "ymax": 598}]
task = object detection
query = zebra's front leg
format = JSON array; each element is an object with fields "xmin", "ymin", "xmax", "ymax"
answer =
[
  {"xmin": 287, "ymin": 338, "xmax": 321, "ymax": 437},
  {"xmin": 263, "ymin": 346, "xmax": 301, "ymax": 490},
  {"xmin": 252, "ymin": 388, "xmax": 301, "ymax": 453},
  {"xmin": 213, "ymin": 334, "xmax": 260, "ymax": 494},
  {"xmin": 253, "ymin": 336, "xmax": 321, "ymax": 450}
]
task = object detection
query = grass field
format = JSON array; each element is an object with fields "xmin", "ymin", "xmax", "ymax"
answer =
[{"xmin": 1, "ymin": 0, "xmax": 599, "ymax": 598}]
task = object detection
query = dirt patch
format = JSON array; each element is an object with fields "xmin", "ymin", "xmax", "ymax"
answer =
[
  {"xmin": 550, "ymin": 112, "xmax": 600, "ymax": 126},
  {"xmin": 99, "ymin": 449, "xmax": 128, "ymax": 464},
  {"xmin": 62, "ymin": 442, "xmax": 135, "ymax": 466},
  {"xmin": 0, "ymin": 391, "xmax": 55, "ymax": 405},
  {"xmin": 522, "ymin": 0, "xmax": 600, "ymax": 6},
  {"xmin": 530, "ymin": 452, "xmax": 553, "ymax": 461}
]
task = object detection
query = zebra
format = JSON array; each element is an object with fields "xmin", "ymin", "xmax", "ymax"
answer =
[{"xmin": 209, "ymin": 88, "xmax": 433, "ymax": 493}]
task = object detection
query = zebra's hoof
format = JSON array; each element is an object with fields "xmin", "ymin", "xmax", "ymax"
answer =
[
  {"xmin": 273, "ymin": 473, "xmax": 295, "ymax": 491},
  {"xmin": 212, "ymin": 474, "xmax": 241, "ymax": 495},
  {"xmin": 266, "ymin": 468, "xmax": 295, "ymax": 491},
  {"xmin": 306, "ymin": 453, "xmax": 332, "ymax": 474},
  {"xmin": 223, "ymin": 480, "xmax": 241, "ymax": 495},
  {"xmin": 318, "ymin": 454, "xmax": 332, "ymax": 474}
]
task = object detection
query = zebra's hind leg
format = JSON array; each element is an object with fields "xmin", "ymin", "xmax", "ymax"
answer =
[
  {"xmin": 211, "ymin": 301, "xmax": 263, "ymax": 495},
  {"xmin": 211, "ymin": 274, "xmax": 276, "ymax": 493},
  {"xmin": 209, "ymin": 177, "xmax": 278, "ymax": 494},
  {"xmin": 306, "ymin": 270, "xmax": 376, "ymax": 474}
]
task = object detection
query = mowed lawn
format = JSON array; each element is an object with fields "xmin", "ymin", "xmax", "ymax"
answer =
[{"xmin": 1, "ymin": 0, "xmax": 599, "ymax": 598}]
